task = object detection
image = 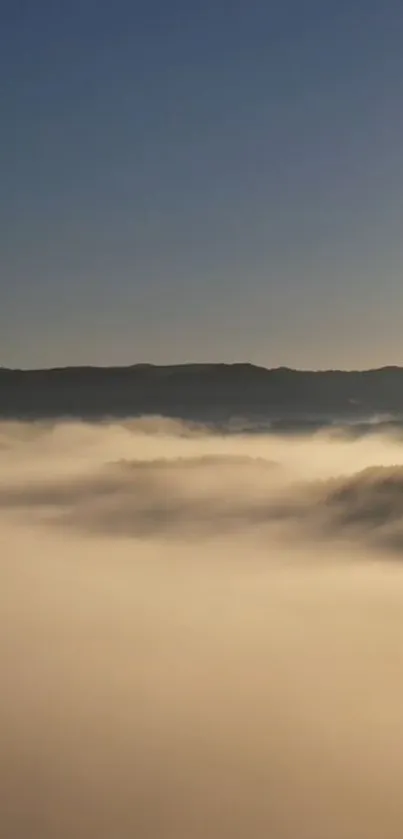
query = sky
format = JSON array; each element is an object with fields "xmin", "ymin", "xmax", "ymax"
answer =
[{"xmin": 2, "ymin": 0, "xmax": 403, "ymax": 370}]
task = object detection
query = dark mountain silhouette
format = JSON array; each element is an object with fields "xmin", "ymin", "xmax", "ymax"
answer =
[{"xmin": 1, "ymin": 363, "xmax": 403, "ymax": 429}]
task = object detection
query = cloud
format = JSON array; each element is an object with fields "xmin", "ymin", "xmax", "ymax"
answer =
[
  {"xmin": 1, "ymin": 431, "xmax": 403, "ymax": 553},
  {"xmin": 3, "ymin": 420, "xmax": 403, "ymax": 837}
]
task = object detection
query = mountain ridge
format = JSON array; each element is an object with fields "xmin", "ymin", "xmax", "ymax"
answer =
[
  {"xmin": 1, "ymin": 362, "xmax": 403, "ymax": 375},
  {"xmin": 1, "ymin": 363, "xmax": 403, "ymax": 424}
]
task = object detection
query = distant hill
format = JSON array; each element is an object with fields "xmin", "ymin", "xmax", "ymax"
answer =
[{"xmin": 1, "ymin": 363, "xmax": 403, "ymax": 427}]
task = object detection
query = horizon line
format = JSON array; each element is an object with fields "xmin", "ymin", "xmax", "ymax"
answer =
[{"xmin": 1, "ymin": 362, "xmax": 403, "ymax": 375}]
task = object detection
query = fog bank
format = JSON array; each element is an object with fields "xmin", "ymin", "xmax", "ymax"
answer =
[{"xmin": 2, "ymin": 420, "xmax": 403, "ymax": 837}]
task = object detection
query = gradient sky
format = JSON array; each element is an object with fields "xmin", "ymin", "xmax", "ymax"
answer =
[{"xmin": 2, "ymin": 0, "xmax": 403, "ymax": 369}]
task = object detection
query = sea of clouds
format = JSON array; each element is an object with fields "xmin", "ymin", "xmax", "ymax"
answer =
[{"xmin": 3, "ymin": 417, "xmax": 403, "ymax": 837}]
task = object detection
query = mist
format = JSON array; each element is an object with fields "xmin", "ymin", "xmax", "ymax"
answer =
[{"xmin": 3, "ymin": 419, "xmax": 403, "ymax": 837}]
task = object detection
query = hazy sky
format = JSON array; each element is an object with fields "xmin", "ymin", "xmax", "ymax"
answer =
[{"xmin": 2, "ymin": 1, "xmax": 403, "ymax": 369}]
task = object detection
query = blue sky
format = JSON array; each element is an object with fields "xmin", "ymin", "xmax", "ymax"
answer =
[{"xmin": 2, "ymin": 0, "xmax": 403, "ymax": 369}]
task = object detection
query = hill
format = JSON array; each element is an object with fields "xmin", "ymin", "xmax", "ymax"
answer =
[{"xmin": 1, "ymin": 363, "xmax": 403, "ymax": 426}]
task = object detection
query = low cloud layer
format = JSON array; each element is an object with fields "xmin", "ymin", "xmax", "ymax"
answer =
[
  {"xmin": 1, "ymin": 423, "xmax": 403, "ymax": 552},
  {"xmin": 3, "ymin": 419, "xmax": 403, "ymax": 837}
]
